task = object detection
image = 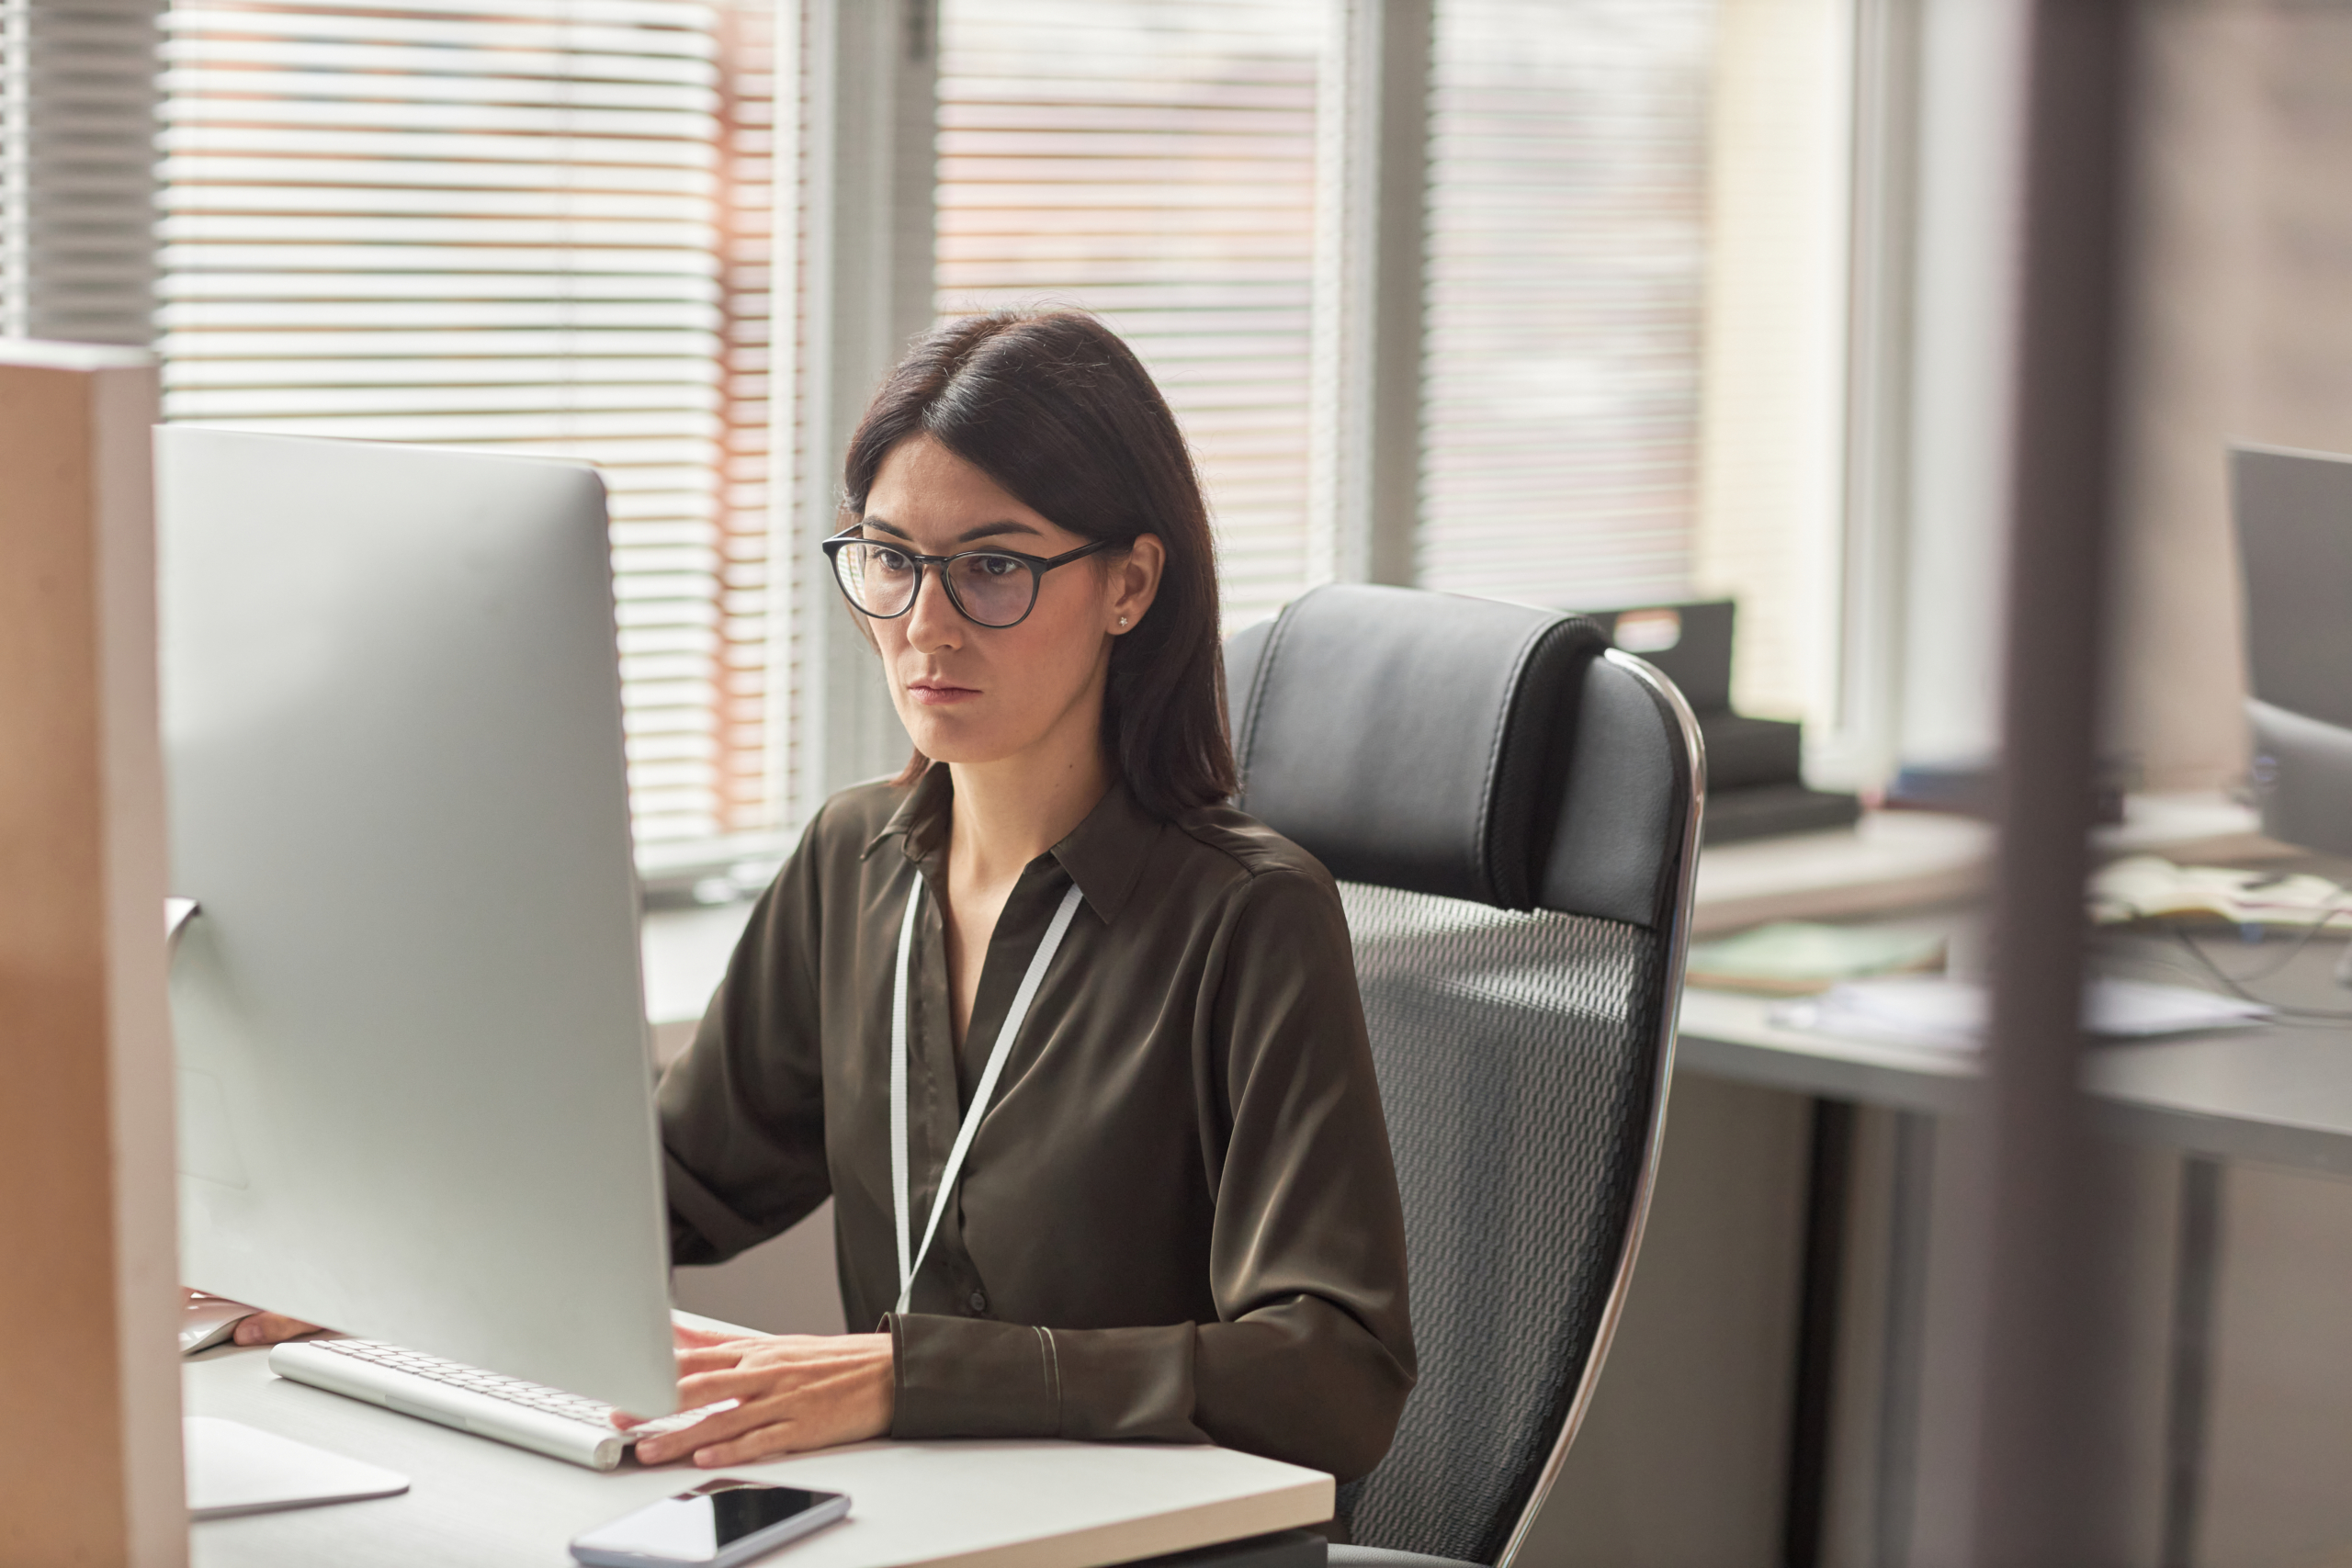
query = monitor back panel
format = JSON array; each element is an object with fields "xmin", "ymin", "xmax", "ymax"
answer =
[
  {"xmin": 159, "ymin": 428, "xmax": 676, "ymax": 1416},
  {"xmin": 2233, "ymin": 444, "xmax": 2352, "ymax": 729}
]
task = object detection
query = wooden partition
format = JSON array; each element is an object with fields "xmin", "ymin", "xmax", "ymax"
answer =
[{"xmin": 0, "ymin": 344, "xmax": 185, "ymax": 1565}]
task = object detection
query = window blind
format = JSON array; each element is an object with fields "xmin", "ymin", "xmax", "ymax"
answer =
[
  {"xmin": 1, "ymin": 0, "xmax": 160, "ymax": 344},
  {"xmin": 933, "ymin": 0, "xmax": 1324, "ymax": 632},
  {"xmin": 157, "ymin": 0, "xmax": 779, "ymax": 846},
  {"xmin": 708, "ymin": 0, "xmax": 779, "ymax": 834},
  {"xmin": 1415, "ymin": 0, "xmax": 1713, "ymax": 612}
]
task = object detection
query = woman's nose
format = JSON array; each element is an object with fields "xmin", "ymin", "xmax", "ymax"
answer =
[{"xmin": 904, "ymin": 567, "xmax": 963, "ymax": 650}]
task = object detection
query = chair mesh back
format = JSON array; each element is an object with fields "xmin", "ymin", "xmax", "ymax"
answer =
[{"xmin": 1340, "ymin": 882, "xmax": 1671, "ymax": 1566}]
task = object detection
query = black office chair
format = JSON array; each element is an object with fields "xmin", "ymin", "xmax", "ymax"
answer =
[{"xmin": 1225, "ymin": 584, "xmax": 1705, "ymax": 1568}]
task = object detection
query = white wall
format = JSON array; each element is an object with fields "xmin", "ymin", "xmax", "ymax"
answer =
[
  {"xmin": 1692, "ymin": 0, "xmax": 2030, "ymax": 782},
  {"xmin": 1893, "ymin": 0, "xmax": 2026, "ymax": 773},
  {"xmin": 2106, "ymin": 0, "xmax": 2352, "ymax": 793},
  {"xmin": 1693, "ymin": 0, "xmax": 1855, "ymax": 733}
]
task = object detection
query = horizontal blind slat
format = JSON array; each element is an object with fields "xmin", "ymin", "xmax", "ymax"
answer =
[
  {"xmin": 159, "ymin": 0, "xmax": 773, "ymax": 844},
  {"xmin": 1416, "ymin": 0, "xmax": 1712, "ymax": 613},
  {"xmin": 934, "ymin": 0, "xmax": 1324, "ymax": 635}
]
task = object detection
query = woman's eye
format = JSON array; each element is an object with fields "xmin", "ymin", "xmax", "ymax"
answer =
[
  {"xmin": 974, "ymin": 555, "xmax": 1022, "ymax": 578},
  {"xmin": 872, "ymin": 548, "xmax": 912, "ymax": 572}
]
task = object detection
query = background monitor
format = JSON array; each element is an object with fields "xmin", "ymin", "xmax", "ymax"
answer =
[
  {"xmin": 159, "ymin": 428, "xmax": 677, "ymax": 1415},
  {"xmin": 2233, "ymin": 444, "xmax": 2352, "ymax": 859}
]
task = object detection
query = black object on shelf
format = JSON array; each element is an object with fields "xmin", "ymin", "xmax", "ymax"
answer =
[
  {"xmin": 1884, "ymin": 758, "xmax": 2131, "ymax": 827},
  {"xmin": 1583, "ymin": 601, "xmax": 1862, "ymax": 845}
]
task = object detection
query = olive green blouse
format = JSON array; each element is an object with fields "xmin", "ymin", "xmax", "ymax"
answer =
[{"xmin": 656, "ymin": 764, "xmax": 1417, "ymax": 1481}]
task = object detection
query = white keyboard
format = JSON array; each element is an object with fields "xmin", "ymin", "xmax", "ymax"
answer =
[{"xmin": 269, "ymin": 1337, "xmax": 731, "ymax": 1471}]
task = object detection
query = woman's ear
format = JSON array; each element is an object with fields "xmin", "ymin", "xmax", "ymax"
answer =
[{"xmin": 1109, "ymin": 534, "xmax": 1166, "ymax": 633}]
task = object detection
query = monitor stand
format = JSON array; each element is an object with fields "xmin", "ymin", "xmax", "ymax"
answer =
[{"xmin": 185, "ymin": 1416, "xmax": 408, "ymax": 1520}]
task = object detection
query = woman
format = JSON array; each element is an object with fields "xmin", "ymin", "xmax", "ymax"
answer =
[{"xmin": 245, "ymin": 309, "xmax": 1416, "ymax": 1481}]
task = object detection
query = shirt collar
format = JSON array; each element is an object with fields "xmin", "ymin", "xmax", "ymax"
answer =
[
  {"xmin": 865, "ymin": 762, "xmax": 1159, "ymax": 926},
  {"xmin": 867, "ymin": 761, "xmax": 956, "ymax": 867},
  {"xmin": 1047, "ymin": 773, "xmax": 1158, "ymax": 925}
]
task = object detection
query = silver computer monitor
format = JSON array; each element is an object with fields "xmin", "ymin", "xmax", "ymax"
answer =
[
  {"xmin": 159, "ymin": 427, "xmax": 677, "ymax": 1416},
  {"xmin": 2233, "ymin": 443, "xmax": 2352, "ymax": 858}
]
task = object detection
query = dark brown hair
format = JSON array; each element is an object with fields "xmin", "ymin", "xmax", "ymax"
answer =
[{"xmin": 842, "ymin": 309, "xmax": 1238, "ymax": 818}]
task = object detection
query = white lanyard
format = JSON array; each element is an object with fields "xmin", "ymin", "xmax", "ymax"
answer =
[{"xmin": 889, "ymin": 879, "xmax": 1084, "ymax": 1315}]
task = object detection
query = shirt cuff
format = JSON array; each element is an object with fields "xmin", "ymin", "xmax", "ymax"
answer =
[
  {"xmin": 887, "ymin": 1314, "xmax": 1061, "ymax": 1439},
  {"xmin": 886, "ymin": 1315, "xmax": 1207, "ymax": 1445}
]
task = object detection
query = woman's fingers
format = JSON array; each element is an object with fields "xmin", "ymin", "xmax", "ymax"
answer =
[
  {"xmin": 682, "ymin": 1373, "xmax": 884, "ymax": 1467},
  {"xmin": 671, "ymin": 1323, "xmax": 741, "ymax": 1350},
  {"xmin": 673, "ymin": 1361, "xmax": 835, "ymax": 1408},
  {"xmin": 611, "ymin": 1396, "xmax": 741, "ymax": 1433},
  {"xmin": 673, "ymin": 1335, "xmax": 877, "ymax": 1378},
  {"xmin": 672, "ymin": 1367, "xmax": 773, "ymax": 1407},
  {"xmin": 231, "ymin": 1312, "xmax": 323, "ymax": 1347},
  {"xmin": 634, "ymin": 1394, "xmax": 783, "ymax": 1465},
  {"xmin": 642, "ymin": 1370, "xmax": 866, "ymax": 1463},
  {"xmin": 684, "ymin": 1419, "xmax": 808, "ymax": 1468},
  {"xmin": 635, "ymin": 1332, "xmax": 894, "ymax": 1465}
]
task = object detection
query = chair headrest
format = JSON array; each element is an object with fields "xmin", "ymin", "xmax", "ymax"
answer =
[{"xmin": 1227, "ymin": 585, "xmax": 1609, "ymax": 909}]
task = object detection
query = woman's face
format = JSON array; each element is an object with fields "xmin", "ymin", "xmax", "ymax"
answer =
[{"xmin": 856, "ymin": 435, "xmax": 1163, "ymax": 770}]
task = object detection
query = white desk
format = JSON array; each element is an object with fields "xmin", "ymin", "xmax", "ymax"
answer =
[
  {"xmin": 1682, "ymin": 981, "xmax": 2352, "ymax": 1176},
  {"xmin": 1674, "ymin": 987, "xmax": 1976, "ymax": 1116},
  {"xmin": 1676, "ymin": 907, "xmax": 2352, "ymax": 1182},
  {"xmin": 186, "ymin": 1347, "xmax": 1331, "ymax": 1568}
]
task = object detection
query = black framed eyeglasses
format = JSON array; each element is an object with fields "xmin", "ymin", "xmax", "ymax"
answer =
[{"xmin": 822, "ymin": 528, "xmax": 1112, "ymax": 629}]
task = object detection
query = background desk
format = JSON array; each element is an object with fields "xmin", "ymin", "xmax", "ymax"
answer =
[
  {"xmin": 1679, "ymin": 915, "xmax": 2352, "ymax": 1181},
  {"xmin": 1684, "ymin": 972, "xmax": 2352, "ymax": 1175},
  {"xmin": 1661, "ymin": 828, "xmax": 2352, "ymax": 1568},
  {"xmin": 186, "ymin": 1345, "xmax": 1330, "ymax": 1568}
]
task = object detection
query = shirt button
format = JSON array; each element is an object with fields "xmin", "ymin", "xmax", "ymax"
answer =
[{"xmin": 967, "ymin": 1291, "xmax": 989, "ymax": 1315}]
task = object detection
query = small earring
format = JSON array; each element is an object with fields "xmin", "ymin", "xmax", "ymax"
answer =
[{"xmin": 1117, "ymin": 615, "xmax": 1128, "ymax": 628}]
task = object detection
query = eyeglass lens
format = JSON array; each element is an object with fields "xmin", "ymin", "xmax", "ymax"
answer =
[{"xmin": 833, "ymin": 541, "xmax": 1036, "ymax": 627}]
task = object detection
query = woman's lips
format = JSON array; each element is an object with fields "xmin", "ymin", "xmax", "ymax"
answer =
[{"xmin": 906, "ymin": 680, "xmax": 979, "ymax": 706}]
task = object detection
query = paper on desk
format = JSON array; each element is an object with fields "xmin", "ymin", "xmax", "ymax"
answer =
[
  {"xmin": 2086, "ymin": 979, "xmax": 2274, "ymax": 1037},
  {"xmin": 2090, "ymin": 855, "xmax": 2349, "ymax": 928},
  {"xmin": 1773, "ymin": 976, "xmax": 2274, "ymax": 1052},
  {"xmin": 1685, "ymin": 920, "xmax": 1946, "ymax": 996}
]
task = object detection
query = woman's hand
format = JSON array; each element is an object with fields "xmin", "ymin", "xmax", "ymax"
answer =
[
  {"xmin": 181, "ymin": 1287, "xmax": 324, "ymax": 1347},
  {"xmin": 231, "ymin": 1311, "xmax": 324, "ymax": 1347},
  {"xmin": 619, "ymin": 1326, "xmax": 895, "ymax": 1468}
]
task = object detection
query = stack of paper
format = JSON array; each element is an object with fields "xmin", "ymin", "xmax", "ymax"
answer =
[
  {"xmin": 1772, "ymin": 975, "xmax": 2274, "ymax": 1052},
  {"xmin": 2089, "ymin": 855, "xmax": 2348, "ymax": 929}
]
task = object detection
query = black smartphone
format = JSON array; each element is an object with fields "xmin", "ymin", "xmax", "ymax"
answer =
[{"xmin": 570, "ymin": 1479, "xmax": 851, "ymax": 1568}]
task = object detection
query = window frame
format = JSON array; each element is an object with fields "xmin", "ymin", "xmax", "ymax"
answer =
[{"xmin": 582, "ymin": 0, "xmax": 1919, "ymax": 891}]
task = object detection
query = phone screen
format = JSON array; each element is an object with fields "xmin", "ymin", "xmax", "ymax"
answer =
[
  {"xmin": 574, "ymin": 1480, "xmax": 840, "ymax": 1561},
  {"xmin": 707, "ymin": 1484, "xmax": 831, "ymax": 1547}
]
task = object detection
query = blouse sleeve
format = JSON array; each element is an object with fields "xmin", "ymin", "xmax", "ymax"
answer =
[
  {"xmin": 656, "ymin": 806, "xmax": 834, "ymax": 1267},
  {"xmin": 887, "ymin": 865, "xmax": 1419, "ymax": 1483}
]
